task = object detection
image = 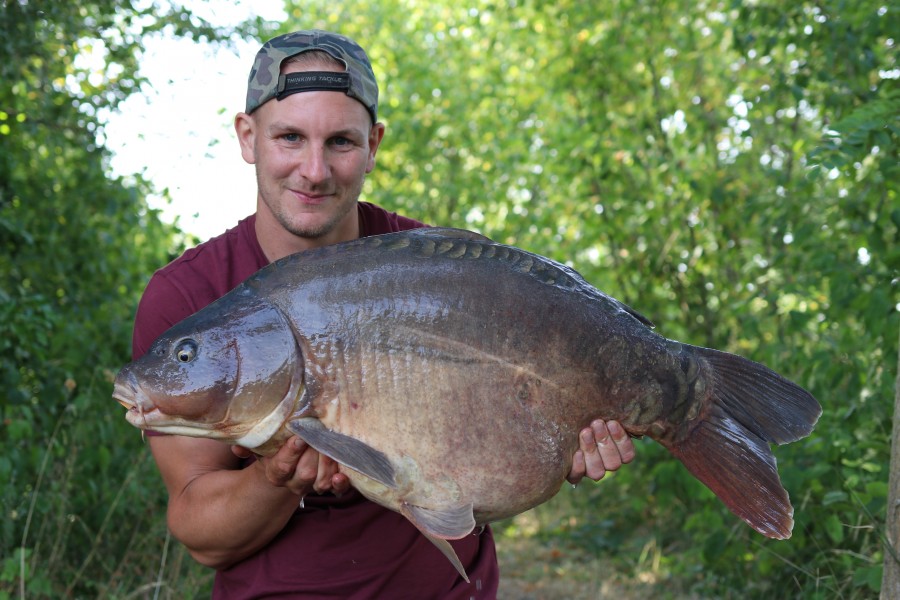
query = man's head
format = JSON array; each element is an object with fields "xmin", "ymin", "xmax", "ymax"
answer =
[
  {"xmin": 245, "ymin": 30, "xmax": 378, "ymax": 124},
  {"xmin": 234, "ymin": 30, "xmax": 385, "ymax": 259}
]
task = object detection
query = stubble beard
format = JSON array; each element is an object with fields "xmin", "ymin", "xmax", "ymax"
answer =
[{"xmin": 257, "ymin": 174, "xmax": 363, "ymax": 241}]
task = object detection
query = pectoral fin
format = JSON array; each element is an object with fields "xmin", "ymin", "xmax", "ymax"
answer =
[{"xmin": 287, "ymin": 418, "xmax": 397, "ymax": 489}]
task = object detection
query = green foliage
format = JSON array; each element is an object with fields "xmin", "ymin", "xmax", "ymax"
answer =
[
  {"xmin": 0, "ymin": 1, "xmax": 245, "ymax": 596},
  {"xmin": 1, "ymin": 0, "xmax": 896, "ymax": 597}
]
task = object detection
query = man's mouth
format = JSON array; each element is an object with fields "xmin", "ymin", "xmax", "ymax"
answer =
[{"xmin": 290, "ymin": 189, "xmax": 334, "ymax": 204}]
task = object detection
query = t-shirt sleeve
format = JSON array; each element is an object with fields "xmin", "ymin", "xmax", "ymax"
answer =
[
  {"xmin": 131, "ymin": 271, "xmax": 195, "ymax": 360},
  {"xmin": 357, "ymin": 201, "xmax": 428, "ymax": 235}
]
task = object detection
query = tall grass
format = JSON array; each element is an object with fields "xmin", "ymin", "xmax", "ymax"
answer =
[{"xmin": 2, "ymin": 382, "xmax": 212, "ymax": 599}]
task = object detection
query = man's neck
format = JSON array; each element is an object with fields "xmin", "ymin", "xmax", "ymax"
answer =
[{"xmin": 254, "ymin": 206, "xmax": 360, "ymax": 263}]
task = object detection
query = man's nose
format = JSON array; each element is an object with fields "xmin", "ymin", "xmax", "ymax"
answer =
[{"xmin": 298, "ymin": 144, "xmax": 329, "ymax": 184}]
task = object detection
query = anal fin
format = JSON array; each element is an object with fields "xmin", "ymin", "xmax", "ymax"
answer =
[{"xmin": 287, "ymin": 418, "xmax": 397, "ymax": 489}]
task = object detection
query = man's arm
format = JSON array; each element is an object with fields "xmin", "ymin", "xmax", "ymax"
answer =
[{"xmin": 150, "ymin": 434, "xmax": 349, "ymax": 569}]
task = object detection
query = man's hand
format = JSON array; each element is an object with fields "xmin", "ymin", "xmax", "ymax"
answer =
[
  {"xmin": 567, "ymin": 419, "xmax": 635, "ymax": 484},
  {"xmin": 233, "ymin": 437, "xmax": 352, "ymax": 497}
]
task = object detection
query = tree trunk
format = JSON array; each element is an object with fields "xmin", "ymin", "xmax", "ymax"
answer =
[{"xmin": 883, "ymin": 324, "xmax": 900, "ymax": 599}]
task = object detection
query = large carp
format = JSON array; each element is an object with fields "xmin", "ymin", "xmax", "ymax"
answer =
[{"xmin": 113, "ymin": 227, "xmax": 821, "ymax": 580}]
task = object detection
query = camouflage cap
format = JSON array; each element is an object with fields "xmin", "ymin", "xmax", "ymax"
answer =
[{"xmin": 245, "ymin": 30, "xmax": 378, "ymax": 122}]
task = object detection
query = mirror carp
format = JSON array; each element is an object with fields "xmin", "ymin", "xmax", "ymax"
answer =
[{"xmin": 113, "ymin": 227, "xmax": 822, "ymax": 581}]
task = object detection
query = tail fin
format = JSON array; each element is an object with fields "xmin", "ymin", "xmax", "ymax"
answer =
[{"xmin": 667, "ymin": 345, "xmax": 821, "ymax": 539}]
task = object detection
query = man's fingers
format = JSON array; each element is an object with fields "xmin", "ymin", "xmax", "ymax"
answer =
[
  {"xmin": 311, "ymin": 454, "xmax": 339, "ymax": 494},
  {"xmin": 231, "ymin": 445, "xmax": 253, "ymax": 459},
  {"xmin": 578, "ymin": 419, "xmax": 636, "ymax": 481},
  {"xmin": 581, "ymin": 423, "xmax": 608, "ymax": 480},
  {"xmin": 262, "ymin": 437, "xmax": 307, "ymax": 486},
  {"xmin": 256, "ymin": 436, "xmax": 348, "ymax": 497},
  {"xmin": 592, "ymin": 420, "xmax": 624, "ymax": 472},
  {"xmin": 292, "ymin": 439, "xmax": 322, "ymax": 487},
  {"xmin": 607, "ymin": 420, "xmax": 635, "ymax": 464},
  {"xmin": 566, "ymin": 450, "xmax": 586, "ymax": 485},
  {"xmin": 331, "ymin": 472, "xmax": 352, "ymax": 496}
]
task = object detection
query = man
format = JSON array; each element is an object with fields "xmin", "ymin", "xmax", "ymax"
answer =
[{"xmin": 132, "ymin": 30, "xmax": 635, "ymax": 598}]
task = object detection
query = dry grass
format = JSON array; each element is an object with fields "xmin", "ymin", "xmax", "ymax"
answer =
[
  {"xmin": 493, "ymin": 491, "xmax": 701, "ymax": 600},
  {"xmin": 497, "ymin": 536, "xmax": 645, "ymax": 599}
]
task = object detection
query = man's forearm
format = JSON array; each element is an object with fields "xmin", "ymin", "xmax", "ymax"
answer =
[
  {"xmin": 149, "ymin": 435, "xmax": 302, "ymax": 569},
  {"xmin": 168, "ymin": 460, "xmax": 301, "ymax": 569}
]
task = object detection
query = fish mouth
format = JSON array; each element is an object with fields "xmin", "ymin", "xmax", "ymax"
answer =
[
  {"xmin": 111, "ymin": 369, "xmax": 263, "ymax": 440},
  {"xmin": 112, "ymin": 376, "xmax": 193, "ymax": 433},
  {"xmin": 112, "ymin": 370, "xmax": 157, "ymax": 430}
]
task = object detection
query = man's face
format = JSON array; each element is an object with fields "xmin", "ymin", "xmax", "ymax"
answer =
[{"xmin": 238, "ymin": 62, "xmax": 384, "ymax": 244}]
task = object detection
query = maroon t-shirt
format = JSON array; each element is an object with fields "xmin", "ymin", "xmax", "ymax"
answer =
[{"xmin": 132, "ymin": 202, "xmax": 499, "ymax": 599}]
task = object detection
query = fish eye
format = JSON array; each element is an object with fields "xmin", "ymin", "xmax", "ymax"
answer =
[{"xmin": 174, "ymin": 339, "xmax": 199, "ymax": 363}]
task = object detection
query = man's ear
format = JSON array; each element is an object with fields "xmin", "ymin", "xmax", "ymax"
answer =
[
  {"xmin": 234, "ymin": 112, "xmax": 257, "ymax": 165},
  {"xmin": 366, "ymin": 122, "xmax": 386, "ymax": 173}
]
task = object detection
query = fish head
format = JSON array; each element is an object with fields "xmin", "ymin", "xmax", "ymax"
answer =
[{"xmin": 113, "ymin": 290, "xmax": 303, "ymax": 450}]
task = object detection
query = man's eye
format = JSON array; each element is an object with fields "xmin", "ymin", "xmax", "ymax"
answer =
[
  {"xmin": 331, "ymin": 137, "xmax": 352, "ymax": 147},
  {"xmin": 282, "ymin": 133, "xmax": 300, "ymax": 143}
]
